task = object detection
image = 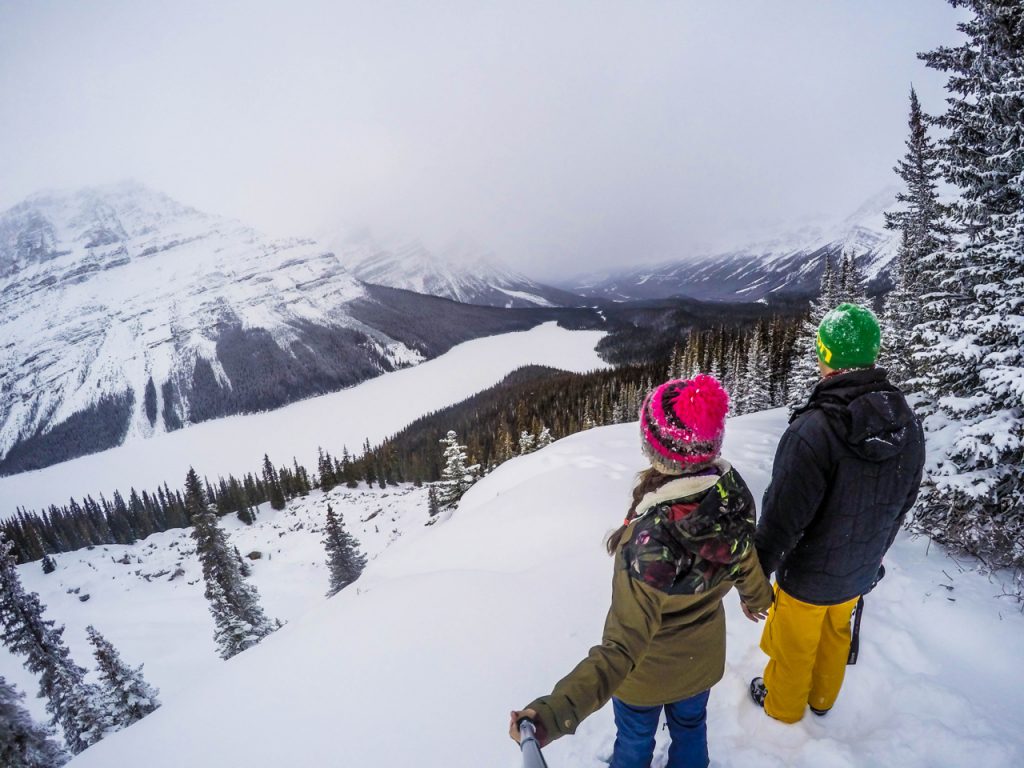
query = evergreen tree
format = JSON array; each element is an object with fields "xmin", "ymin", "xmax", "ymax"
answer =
[
  {"xmin": 739, "ymin": 326, "xmax": 771, "ymax": 414},
  {"xmin": 536, "ymin": 426, "xmax": 554, "ymax": 449},
  {"xmin": 913, "ymin": 1, "xmax": 1024, "ymax": 569},
  {"xmin": 884, "ymin": 85, "xmax": 951, "ymax": 297},
  {"xmin": 322, "ymin": 505, "xmax": 367, "ymax": 597},
  {"xmin": 341, "ymin": 447, "xmax": 359, "ymax": 488},
  {"xmin": 427, "ymin": 486, "xmax": 441, "ymax": 519},
  {"xmin": 880, "ymin": 231, "xmax": 920, "ymax": 387},
  {"xmin": 85, "ymin": 626, "xmax": 160, "ymax": 729},
  {"xmin": 788, "ymin": 255, "xmax": 840, "ymax": 409},
  {"xmin": 0, "ymin": 536, "xmax": 110, "ymax": 753},
  {"xmin": 261, "ymin": 455, "xmax": 286, "ymax": 511},
  {"xmin": 40, "ymin": 556, "xmax": 56, "ymax": 575},
  {"xmin": 436, "ymin": 431, "xmax": 479, "ymax": 510},
  {"xmin": 186, "ymin": 470, "xmax": 279, "ymax": 659},
  {"xmin": 0, "ymin": 675, "xmax": 68, "ymax": 768},
  {"xmin": 837, "ymin": 251, "xmax": 870, "ymax": 306},
  {"xmin": 517, "ymin": 430, "xmax": 536, "ymax": 456},
  {"xmin": 317, "ymin": 448, "xmax": 337, "ymax": 492}
]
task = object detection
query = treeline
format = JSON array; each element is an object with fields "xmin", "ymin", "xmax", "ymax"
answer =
[{"xmin": 1, "ymin": 454, "xmax": 313, "ymax": 564}]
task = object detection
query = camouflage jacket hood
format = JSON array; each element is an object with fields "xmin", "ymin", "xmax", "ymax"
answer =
[{"xmin": 624, "ymin": 460, "xmax": 757, "ymax": 595}]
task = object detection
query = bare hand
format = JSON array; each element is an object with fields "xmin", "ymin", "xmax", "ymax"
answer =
[
  {"xmin": 509, "ymin": 708, "xmax": 540, "ymax": 744},
  {"xmin": 741, "ymin": 602, "xmax": 768, "ymax": 623}
]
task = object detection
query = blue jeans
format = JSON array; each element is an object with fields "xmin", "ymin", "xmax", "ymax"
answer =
[{"xmin": 610, "ymin": 690, "xmax": 710, "ymax": 768}]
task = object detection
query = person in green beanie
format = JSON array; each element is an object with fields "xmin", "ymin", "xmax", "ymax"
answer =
[{"xmin": 748, "ymin": 302, "xmax": 925, "ymax": 723}]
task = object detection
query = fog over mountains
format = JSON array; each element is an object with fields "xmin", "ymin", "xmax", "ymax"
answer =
[
  {"xmin": 0, "ymin": 181, "xmax": 898, "ymax": 476},
  {"xmin": 569, "ymin": 186, "xmax": 901, "ymax": 303}
]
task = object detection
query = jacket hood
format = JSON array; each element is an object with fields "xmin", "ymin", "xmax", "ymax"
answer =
[
  {"xmin": 633, "ymin": 459, "xmax": 731, "ymax": 520},
  {"xmin": 798, "ymin": 368, "xmax": 920, "ymax": 462},
  {"xmin": 630, "ymin": 462, "xmax": 754, "ymax": 581}
]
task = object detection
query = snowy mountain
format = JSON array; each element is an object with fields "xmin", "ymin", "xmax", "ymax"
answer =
[
  {"xmin": 572, "ymin": 187, "xmax": 902, "ymax": 302},
  {"xmin": 0, "ymin": 184, "xmax": 592, "ymax": 475},
  {"xmin": 3, "ymin": 411, "xmax": 1021, "ymax": 767},
  {"xmin": 335, "ymin": 236, "xmax": 584, "ymax": 308}
]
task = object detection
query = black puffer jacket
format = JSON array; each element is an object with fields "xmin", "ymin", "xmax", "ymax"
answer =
[{"xmin": 755, "ymin": 368, "xmax": 925, "ymax": 605}]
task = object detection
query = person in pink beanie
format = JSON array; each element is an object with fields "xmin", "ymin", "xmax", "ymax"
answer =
[{"xmin": 510, "ymin": 374, "xmax": 773, "ymax": 768}]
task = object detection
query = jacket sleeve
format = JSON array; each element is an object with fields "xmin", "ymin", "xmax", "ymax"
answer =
[
  {"xmin": 884, "ymin": 421, "xmax": 926, "ymax": 552},
  {"xmin": 732, "ymin": 546, "xmax": 774, "ymax": 612},
  {"xmin": 525, "ymin": 565, "xmax": 665, "ymax": 743},
  {"xmin": 754, "ymin": 422, "xmax": 830, "ymax": 577}
]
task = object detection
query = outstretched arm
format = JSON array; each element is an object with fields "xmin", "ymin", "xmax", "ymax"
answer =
[{"xmin": 522, "ymin": 566, "xmax": 665, "ymax": 744}]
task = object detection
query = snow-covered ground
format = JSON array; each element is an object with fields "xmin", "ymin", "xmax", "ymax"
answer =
[
  {"xmin": 0, "ymin": 322, "xmax": 608, "ymax": 517},
  {"xmin": 4, "ymin": 409, "xmax": 1021, "ymax": 767},
  {"xmin": 0, "ymin": 482, "xmax": 430, "ymax": 725}
]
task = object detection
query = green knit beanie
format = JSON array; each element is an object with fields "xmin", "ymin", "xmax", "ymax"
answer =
[{"xmin": 816, "ymin": 303, "xmax": 881, "ymax": 370}]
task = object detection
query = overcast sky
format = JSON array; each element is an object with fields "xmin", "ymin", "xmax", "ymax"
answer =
[{"xmin": 0, "ymin": 1, "xmax": 965, "ymax": 280}]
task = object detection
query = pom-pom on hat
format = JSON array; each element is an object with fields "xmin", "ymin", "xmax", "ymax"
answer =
[
  {"xmin": 640, "ymin": 374, "xmax": 729, "ymax": 475},
  {"xmin": 816, "ymin": 303, "xmax": 882, "ymax": 370}
]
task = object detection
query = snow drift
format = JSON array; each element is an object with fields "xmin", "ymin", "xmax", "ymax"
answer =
[{"xmin": 21, "ymin": 409, "xmax": 1020, "ymax": 768}]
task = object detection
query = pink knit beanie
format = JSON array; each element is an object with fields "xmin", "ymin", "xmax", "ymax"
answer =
[{"xmin": 639, "ymin": 374, "xmax": 729, "ymax": 474}]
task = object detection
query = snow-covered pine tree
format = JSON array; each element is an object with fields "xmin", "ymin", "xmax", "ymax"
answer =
[
  {"xmin": 787, "ymin": 255, "xmax": 840, "ymax": 409},
  {"xmin": 880, "ymin": 231, "xmax": 919, "ymax": 387},
  {"xmin": 517, "ymin": 430, "xmax": 536, "ymax": 455},
  {"xmin": 740, "ymin": 325, "xmax": 771, "ymax": 414},
  {"xmin": 724, "ymin": 342, "xmax": 745, "ymax": 415},
  {"xmin": 666, "ymin": 343, "xmax": 684, "ymax": 379},
  {"xmin": 884, "ymin": 85, "xmax": 951, "ymax": 296},
  {"xmin": 436, "ymin": 431, "xmax": 479, "ymax": 509},
  {"xmin": 536, "ymin": 426, "xmax": 554, "ymax": 449},
  {"xmin": 186, "ymin": 469, "xmax": 280, "ymax": 659},
  {"xmin": 882, "ymin": 86, "xmax": 952, "ymax": 389},
  {"xmin": 913, "ymin": 0, "xmax": 1024, "ymax": 569},
  {"xmin": 0, "ymin": 536, "xmax": 110, "ymax": 753},
  {"xmin": 85, "ymin": 626, "xmax": 160, "ymax": 729},
  {"xmin": 322, "ymin": 504, "xmax": 367, "ymax": 597},
  {"xmin": 0, "ymin": 675, "xmax": 68, "ymax": 768},
  {"xmin": 40, "ymin": 556, "xmax": 56, "ymax": 575}
]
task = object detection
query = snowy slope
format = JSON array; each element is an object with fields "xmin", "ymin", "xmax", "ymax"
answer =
[
  {"xmin": 0, "ymin": 322, "xmax": 608, "ymax": 518},
  {"xmin": 573, "ymin": 187, "xmax": 902, "ymax": 302},
  {"xmin": 337, "ymin": 236, "xmax": 583, "ymax": 308},
  {"xmin": 0, "ymin": 482, "xmax": 431, "ymax": 725},
  {"xmin": 5, "ymin": 410, "xmax": 1018, "ymax": 767}
]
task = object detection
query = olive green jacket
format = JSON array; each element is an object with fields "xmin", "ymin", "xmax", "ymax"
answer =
[{"xmin": 526, "ymin": 462, "xmax": 773, "ymax": 742}]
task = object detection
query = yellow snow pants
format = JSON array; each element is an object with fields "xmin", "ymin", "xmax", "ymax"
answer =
[{"xmin": 760, "ymin": 584, "xmax": 859, "ymax": 723}]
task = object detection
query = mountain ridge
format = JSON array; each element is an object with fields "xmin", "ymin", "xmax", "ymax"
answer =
[
  {"xmin": 566, "ymin": 186, "xmax": 901, "ymax": 302},
  {"xmin": 0, "ymin": 184, "xmax": 591, "ymax": 476}
]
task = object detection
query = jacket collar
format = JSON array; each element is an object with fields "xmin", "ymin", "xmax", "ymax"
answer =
[
  {"xmin": 633, "ymin": 459, "xmax": 732, "ymax": 520},
  {"xmin": 792, "ymin": 367, "xmax": 895, "ymax": 422}
]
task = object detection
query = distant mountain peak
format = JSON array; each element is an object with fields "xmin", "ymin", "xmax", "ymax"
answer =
[{"xmin": 569, "ymin": 188, "xmax": 902, "ymax": 303}]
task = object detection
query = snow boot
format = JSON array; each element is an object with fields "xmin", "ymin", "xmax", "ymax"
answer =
[
  {"xmin": 749, "ymin": 677, "xmax": 767, "ymax": 708},
  {"xmin": 809, "ymin": 706, "xmax": 830, "ymax": 717}
]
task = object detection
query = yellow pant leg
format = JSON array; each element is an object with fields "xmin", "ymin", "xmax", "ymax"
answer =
[
  {"xmin": 808, "ymin": 596, "xmax": 859, "ymax": 712},
  {"xmin": 759, "ymin": 587, "xmax": 828, "ymax": 724}
]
